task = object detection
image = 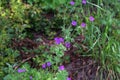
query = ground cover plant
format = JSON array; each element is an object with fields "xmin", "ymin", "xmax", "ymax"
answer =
[{"xmin": 0, "ymin": 0, "xmax": 120, "ymax": 80}]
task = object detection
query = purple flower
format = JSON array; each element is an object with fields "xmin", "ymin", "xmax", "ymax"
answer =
[
  {"xmin": 59, "ymin": 65, "xmax": 65, "ymax": 70},
  {"xmin": 71, "ymin": 20, "xmax": 77, "ymax": 26},
  {"xmin": 70, "ymin": 1, "xmax": 75, "ymax": 5},
  {"xmin": 59, "ymin": 38, "xmax": 64, "ymax": 42},
  {"xmin": 67, "ymin": 77, "xmax": 71, "ymax": 80},
  {"xmin": 30, "ymin": 76, "xmax": 32, "ymax": 80},
  {"xmin": 46, "ymin": 62, "xmax": 51, "ymax": 67},
  {"xmin": 54, "ymin": 37, "xmax": 64, "ymax": 45},
  {"xmin": 80, "ymin": 22, "xmax": 86, "ymax": 28},
  {"xmin": 17, "ymin": 68, "xmax": 26, "ymax": 73},
  {"xmin": 42, "ymin": 63, "xmax": 46, "ymax": 69},
  {"xmin": 65, "ymin": 42, "xmax": 71, "ymax": 48},
  {"xmin": 82, "ymin": 0, "xmax": 86, "ymax": 4},
  {"xmin": 54, "ymin": 37, "xmax": 60, "ymax": 44},
  {"xmin": 89, "ymin": 16, "xmax": 95, "ymax": 22}
]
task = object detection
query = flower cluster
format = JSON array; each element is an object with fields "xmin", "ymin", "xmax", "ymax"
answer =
[
  {"xmin": 42, "ymin": 62, "xmax": 51, "ymax": 69},
  {"xmin": 17, "ymin": 68, "xmax": 33, "ymax": 80},
  {"xmin": 69, "ymin": 1, "xmax": 95, "ymax": 28},
  {"xmin": 13, "ymin": 1, "xmax": 95, "ymax": 80},
  {"xmin": 73, "ymin": 15, "xmax": 95, "ymax": 28},
  {"xmin": 71, "ymin": 16, "xmax": 94, "ymax": 28},
  {"xmin": 82, "ymin": 0, "xmax": 87, "ymax": 4},
  {"xmin": 17, "ymin": 68, "xmax": 26, "ymax": 73},
  {"xmin": 54, "ymin": 37, "xmax": 64, "ymax": 45},
  {"xmin": 54, "ymin": 37, "xmax": 71, "ymax": 48},
  {"xmin": 54, "ymin": 1, "xmax": 95, "ymax": 80},
  {"xmin": 70, "ymin": 0, "xmax": 87, "ymax": 5}
]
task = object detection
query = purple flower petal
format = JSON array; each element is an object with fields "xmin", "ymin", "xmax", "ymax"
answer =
[
  {"xmin": 82, "ymin": 0, "xmax": 86, "ymax": 4},
  {"xmin": 54, "ymin": 37, "xmax": 61, "ymax": 44},
  {"xmin": 59, "ymin": 38, "xmax": 64, "ymax": 42},
  {"xmin": 65, "ymin": 42, "xmax": 71, "ymax": 48},
  {"xmin": 70, "ymin": 1, "xmax": 75, "ymax": 5},
  {"xmin": 42, "ymin": 63, "xmax": 46, "ymax": 69},
  {"xmin": 67, "ymin": 77, "xmax": 71, "ymax": 80},
  {"xmin": 17, "ymin": 68, "xmax": 26, "ymax": 73},
  {"xmin": 80, "ymin": 22, "xmax": 86, "ymax": 28},
  {"xmin": 30, "ymin": 76, "xmax": 32, "ymax": 80},
  {"xmin": 71, "ymin": 20, "xmax": 77, "ymax": 26},
  {"xmin": 59, "ymin": 65, "xmax": 65, "ymax": 70},
  {"xmin": 89, "ymin": 16, "xmax": 95, "ymax": 22},
  {"xmin": 46, "ymin": 62, "xmax": 51, "ymax": 67},
  {"xmin": 54, "ymin": 37, "xmax": 64, "ymax": 45}
]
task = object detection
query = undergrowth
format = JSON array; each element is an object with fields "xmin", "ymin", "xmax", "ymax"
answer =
[{"xmin": 0, "ymin": 0, "xmax": 120, "ymax": 80}]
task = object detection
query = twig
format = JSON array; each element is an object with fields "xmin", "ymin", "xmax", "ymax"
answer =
[{"xmin": 13, "ymin": 55, "xmax": 35, "ymax": 70}]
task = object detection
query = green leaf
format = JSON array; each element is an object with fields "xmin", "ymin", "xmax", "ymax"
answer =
[
  {"xmin": 47, "ymin": 77, "xmax": 52, "ymax": 80},
  {"xmin": 58, "ymin": 0, "xmax": 66, "ymax": 4},
  {"xmin": 116, "ymin": 66, "xmax": 120, "ymax": 73}
]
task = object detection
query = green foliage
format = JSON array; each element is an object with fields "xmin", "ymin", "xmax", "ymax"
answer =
[
  {"xmin": 0, "ymin": 0, "xmax": 30, "ymax": 78},
  {"xmin": 3, "ymin": 63, "xmax": 68, "ymax": 80},
  {"xmin": 50, "ymin": 44, "xmax": 66, "ymax": 57},
  {"xmin": 0, "ymin": 48, "xmax": 19, "ymax": 78},
  {"xmin": 55, "ymin": 70, "xmax": 68, "ymax": 80},
  {"xmin": 41, "ymin": 0, "xmax": 68, "ymax": 9},
  {"xmin": 0, "ymin": 0, "xmax": 120, "ymax": 79},
  {"xmin": 33, "ymin": 43, "xmax": 66, "ymax": 68},
  {"xmin": 3, "ymin": 63, "xmax": 52, "ymax": 80},
  {"xmin": 25, "ymin": 0, "xmax": 69, "ymax": 9},
  {"xmin": 49, "ymin": 44, "xmax": 66, "ymax": 65}
]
